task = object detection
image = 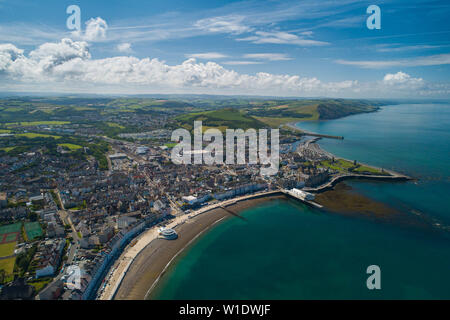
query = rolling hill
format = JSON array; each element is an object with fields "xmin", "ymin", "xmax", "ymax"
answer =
[{"xmin": 175, "ymin": 108, "xmax": 266, "ymax": 131}]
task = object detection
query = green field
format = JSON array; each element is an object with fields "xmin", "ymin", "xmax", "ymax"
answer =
[
  {"xmin": 175, "ymin": 108, "xmax": 266, "ymax": 131},
  {"xmin": 16, "ymin": 133, "xmax": 61, "ymax": 139},
  {"xmin": 58, "ymin": 143, "xmax": 82, "ymax": 150},
  {"xmin": 106, "ymin": 122, "xmax": 125, "ymax": 129},
  {"xmin": 353, "ymin": 164, "xmax": 388, "ymax": 175},
  {"xmin": 6, "ymin": 121, "xmax": 70, "ymax": 127},
  {"xmin": 0, "ymin": 257, "xmax": 15, "ymax": 282},
  {"xmin": 319, "ymin": 158, "xmax": 388, "ymax": 175},
  {"xmin": 0, "ymin": 242, "xmax": 16, "ymax": 257},
  {"xmin": 24, "ymin": 222, "xmax": 43, "ymax": 240},
  {"xmin": 0, "ymin": 129, "xmax": 11, "ymax": 133},
  {"xmin": 3, "ymin": 233, "xmax": 18, "ymax": 243},
  {"xmin": 28, "ymin": 278, "xmax": 52, "ymax": 292},
  {"xmin": 0, "ymin": 222, "xmax": 22, "ymax": 235},
  {"xmin": 164, "ymin": 142, "xmax": 178, "ymax": 148}
]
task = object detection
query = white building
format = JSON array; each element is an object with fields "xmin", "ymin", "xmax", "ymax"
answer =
[
  {"xmin": 289, "ymin": 188, "xmax": 315, "ymax": 201},
  {"xmin": 136, "ymin": 147, "xmax": 149, "ymax": 155},
  {"xmin": 182, "ymin": 195, "xmax": 198, "ymax": 205}
]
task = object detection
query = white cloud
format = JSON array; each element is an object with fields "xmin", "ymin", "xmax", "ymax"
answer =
[
  {"xmin": 375, "ymin": 44, "xmax": 442, "ymax": 53},
  {"xmin": 222, "ymin": 61, "xmax": 263, "ymax": 65},
  {"xmin": 185, "ymin": 52, "xmax": 228, "ymax": 59},
  {"xmin": 194, "ymin": 15, "xmax": 251, "ymax": 35},
  {"xmin": 335, "ymin": 54, "xmax": 450, "ymax": 68},
  {"xmin": 237, "ymin": 31, "xmax": 329, "ymax": 46},
  {"xmin": 72, "ymin": 17, "xmax": 108, "ymax": 41},
  {"xmin": 0, "ymin": 40, "xmax": 447, "ymax": 97},
  {"xmin": 116, "ymin": 43, "xmax": 133, "ymax": 53},
  {"xmin": 383, "ymin": 72, "xmax": 424, "ymax": 88},
  {"xmin": 243, "ymin": 53, "xmax": 292, "ymax": 61}
]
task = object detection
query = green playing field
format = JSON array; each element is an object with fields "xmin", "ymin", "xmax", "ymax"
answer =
[
  {"xmin": 2, "ymin": 233, "xmax": 18, "ymax": 243},
  {"xmin": 0, "ymin": 222, "xmax": 22, "ymax": 235}
]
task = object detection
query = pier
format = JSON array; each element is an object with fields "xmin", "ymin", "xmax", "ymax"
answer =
[
  {"xmin": 281, "ymin": 189, "xmax": 323, "ymax": 209},
  {"xmin": 284, "ymin": 123, "xmax": 344, "ymax": 140}
]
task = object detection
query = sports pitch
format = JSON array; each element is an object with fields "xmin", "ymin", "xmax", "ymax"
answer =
[
  {"xmin": 0, "ymin": 222, "xmax": 21, "ymax": 235},
  {"xmin": 24, "ymin": 222, "xmax": 43, "ymax": 240},
  {"xmin": 0, "ymin": 242, "xmax": 16, "ymax": 257}
]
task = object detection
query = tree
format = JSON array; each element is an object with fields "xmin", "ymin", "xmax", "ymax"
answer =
[{"xmin": 0, "ymin": 269, "xmax": 6, "ymax": 284}]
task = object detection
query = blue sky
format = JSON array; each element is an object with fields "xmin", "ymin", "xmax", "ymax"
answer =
[{"xmin": 0, "ymin": 0, "xmax": 449, "ymax": 97}]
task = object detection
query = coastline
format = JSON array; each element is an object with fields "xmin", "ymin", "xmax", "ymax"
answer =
[
  {"xmin": 99, "ymin": 120, "xmax": 413, "ymax": 300},
  {"xmin": 99, "ymin": 192, "xmax": 285, "ymax": 300},
  {"xmin": 285, "ymin": 121, "xmax": 412, "ymax": 192}
]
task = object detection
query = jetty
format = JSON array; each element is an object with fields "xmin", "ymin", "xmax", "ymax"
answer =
[
  {"xmin": 284, "ymin": 123, "xmax": 344, "ymax": 140},
  {"xmin": 303, "ymin": 171, "xmax": 411, "ymax": 193},
  {"xmin": 281, "ymin": 189, "xmax": 323, "ymax": 209}
]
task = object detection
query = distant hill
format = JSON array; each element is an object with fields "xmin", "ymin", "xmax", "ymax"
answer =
[
  {"xmin": 246, "ymin": 99, "xmax": 381, "ymax": 127},
  {"xmin": 316, "ymin": 100, "xmax": 379, "ymax": 120},
  {"xmin": 175, "ymin": 108, "xmax": 266, "ymax": 131}
]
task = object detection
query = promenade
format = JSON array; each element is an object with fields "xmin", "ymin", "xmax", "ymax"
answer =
[{"xmin": 97, "ymin": 189, "xmax": 282, "ymax": 300}]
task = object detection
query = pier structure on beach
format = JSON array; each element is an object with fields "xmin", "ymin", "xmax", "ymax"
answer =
[{"xmin": 284, "ymin": 123, "xmax": 344, "ymax": 140}]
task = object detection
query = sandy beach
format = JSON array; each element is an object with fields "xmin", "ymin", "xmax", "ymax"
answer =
[{"xmin": 99, "ymin": 192, "xmax": 284, "ymax": 300}]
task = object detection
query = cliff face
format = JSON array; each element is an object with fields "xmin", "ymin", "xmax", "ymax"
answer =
[{"xmin": 317, "ymin": 102, "xmax": 380, "ymax": 120}]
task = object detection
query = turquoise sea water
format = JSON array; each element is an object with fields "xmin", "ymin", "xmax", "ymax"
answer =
[{"xmin": 151, "ymin": 104, "xmax": 450, "ymax": 299}]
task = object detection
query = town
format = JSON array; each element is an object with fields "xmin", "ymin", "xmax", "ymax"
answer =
[{"xmin": 0, "ymin": 97, "xmax": 400, "ymax": 300}]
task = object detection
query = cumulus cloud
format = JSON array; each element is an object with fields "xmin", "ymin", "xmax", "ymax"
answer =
[
  {"xmin": 0, "ymin": 39, "xmax": 447, "ymax": 97},
  {"xmin": 116, "ymin": 42, "xmax": 133, "ymax": 53},
  {"xmin": 72, "ymin": 17, "xmax": 108, "ymax": 41},
  {"xmin": 382, "ymin": 71, "xmax": 424, "ymax": 88}
]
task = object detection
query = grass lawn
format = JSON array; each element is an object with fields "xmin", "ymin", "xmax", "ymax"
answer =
[
  {"xmin": 320, "ymin": 159, "xmax": 359, "ymax": 172},
  {"xmin": 0, "ymin": 257, "xmax": 15, "ymax": 282},
  {"xmin": 106, "ymin": 122, "xmax": 125, "ymax": 129},
  {"xmin": 0, "ymin": 129, "xmax": 11, "ymax": 133},
  {"xmin": 354, "ymin": 165, "xmax": 388, "ymax": 175},
  {"xmin": 0, "ymin": 147, "xmax": 15, "ymax": 152},
  {"xmin": 164, "ymin": 142, "xmax": 178, "ymax": 148},
  {"xmin": 6, "ymin": 121, "xmax": 70, "ymax": 127},
  {"xmin": 16, "ymin": 133, "xmax": 61, "ymax": 139},
  {"xmin": 28, "ymin": 278, "xmax": 52, "ymax": 292},
  {"xmin": 58, "ymin": 143, "xmax": 82, "ymax": 150},
  {"xmin": 320, "ymin": 158, "xmax": 388, "ymax": 175},
  {"xmin": 0, "ymin": 242, "xmax": 16, "ymax": 257}
]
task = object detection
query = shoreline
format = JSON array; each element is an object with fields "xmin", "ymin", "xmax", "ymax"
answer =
[
  {"xmin": 99, "ymin": 192, "xmax": 285, "ymax": 300},
  {"xmin": 285, "ymin": 121, "xmax": 412, "ymax": 192},
  {"xmin": 143, "ymin": 215, "xmax": 228, "ymax": 300},
  {"xmin": 98, "ymin": 121, "xmax": 413, "ymax": 300}
]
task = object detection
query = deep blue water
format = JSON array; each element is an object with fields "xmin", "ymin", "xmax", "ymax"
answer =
[
  {"xmin": 151, "ymin": 104, "xmax": 450, "ymax": 299},
  {"xmin": 296, "ymin": 104, "xmax": 450, "ymax": 227}
]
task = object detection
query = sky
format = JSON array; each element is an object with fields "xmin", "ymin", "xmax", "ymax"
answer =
[{"xmin": 0, "ymin": 0, "xmax": 450, "ymax": 98}]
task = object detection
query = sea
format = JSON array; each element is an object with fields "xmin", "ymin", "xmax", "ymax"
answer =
[{"xmin": 150, "ymin": 103, "xmax": 450, "ymax": 299}]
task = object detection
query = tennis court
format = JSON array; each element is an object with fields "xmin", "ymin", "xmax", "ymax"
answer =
[
  {"xmin": 0, "ymin": 222, "xmax": 22, "ymax": 235},
  {"xmin": 1, "ymin": 232, "xmax": 18, "ymax": 244},
  {"xmin": 24, "ymin": 222, "xmax": 43, "ymax": 240}
]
